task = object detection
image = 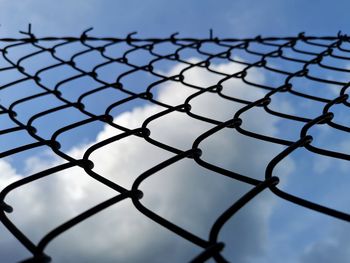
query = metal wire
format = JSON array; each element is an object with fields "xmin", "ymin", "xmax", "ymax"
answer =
[{"xmin": 0, "ymin": 27, "xmax": 349, "ymax": 262}]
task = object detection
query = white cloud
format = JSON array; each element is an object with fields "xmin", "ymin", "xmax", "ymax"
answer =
[{"xmin": 0, "ymin": 60, "xmax": 294, "ymax": 262}]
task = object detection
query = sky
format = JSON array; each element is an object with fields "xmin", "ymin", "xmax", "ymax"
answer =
[
  {"xmin": 0, "ymin": 0, "xmax": 350, "ymax": 38},
  {"xmin": 0, "ymin": 0, "xmax": 349, "ymax": 263}
]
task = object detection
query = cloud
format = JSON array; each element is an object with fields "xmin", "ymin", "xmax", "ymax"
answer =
[{"xmin": 0, "ymin": 60, "xmax": 294, "ymax": 262}]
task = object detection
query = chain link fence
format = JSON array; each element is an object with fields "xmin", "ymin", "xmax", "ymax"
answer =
[{"xmin": 0, "ymin": 28, "xmax": 349, "ymax": 262}]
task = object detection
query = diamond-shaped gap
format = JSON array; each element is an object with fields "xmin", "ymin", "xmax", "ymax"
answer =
[
  {"xmin": 308, "ymin": 39, "xmax": 334, "ymax": 46},
  {"xmin": 88, "ymin": 134, "xmax": 173, "ymax": 189},
  {"xmin": 79, "ymin": 86, "xmax": 129, "ymax": 116},
  {"xmin": 72, "ymin": 49, "xmax": 108, "ymax": 72},
  {"xmin": 125, "ymin": 47, "xmax": 157, "ymax": 67},
  {"xmin": 120, "ymin": 69, "xmax": 162, "ymax": 94},
  {"xmin": 189, "ymin": 91, "xmax": 240, "ymax": 122},
  {"xmin": 308, "ymin": 63, "xmax": 350, "ymax": 84},
  {"xmin": 4, "ymin": 43, "xmax": 41, "ymax": 63},
  {"xmin": 0, "ymin": 79, "xmax": 44, "ymax": 108},
  {"xmin": 149, "ymin": 79, "xmax": 197, "ymax": 107},
  {"xmin": 83, "ymin": 40, "xmax": 111, "ymax": 48},
  {"xmin": 5, "ymin": 165, "xmax": 116, "ymax": 244},
  {"xmin": 53, "ymin": 119, "xmax": 110, "ymax": 156},
  {"xmin": 282, "ymin": 47, "xmax": 316, "ymax": 61},
  {"xmin": 198, "ymin": 42, "xmax": 231, "ymax": 54},
  {"xmin": 146, "ymin": 110, "xmax": 214, "ymax": 151},
  {"xmin": 289, "ymin": 76, "xmax": 341, "ymax": 100},
  {"xmin": 221, "ymin": 77, "xmax": 270, "ymax": 102},
  {"xmin": 30, "ymin": 106, "xmax": 88, "ymax": 140},
  {"xmin": 229, "ymin": 48, "xmax": 261, "ymax": 64},
  {"xmin": 139, "ymin": 157, "xmax": 253, "ymax": 239},
  {"xmin": 177, "ymin": 46, "xmax": 208, "ymax": 61},
  {"xmin": 94, "ymin": 61, "xmax": 132, "ymax": 84},
  {"xmin": 151, "ymin": 59, "xmax": 189, "ymax": 77},
  {"xmin": 199, "ymin": 128, "xmax": 286, "ymax": 180},
  {"xmin": 11, "ymin": 93, "xmax": 64, "ymax": 123},
  {"xmin": 320, "ymin": 55, "xmax": 350, "ymax": 74},
  {"xmin": 151, "ymin": 42, "xmax": 180, "ymax": 56},
  {"xmin": 245, "ymin": 66, "xmax": 286, "ymax": 89},
  {"xmin": 240, "ymin": 106, "xmax": 305, "ymax": 142},
  {"xmin": 265, "ymin": 56, "xmax": 304, "ymax": 73},
  {"xmin": 103, "ymin": 41, "xmax": 133, "ymax": 59},
  {"xmin": 56, "ymin": 75, "xmax": 101, "ymax": 102},
  {"xmin": 208, "ymin": 59, "xmax": 246, "ymax": 75},
  {"xmin": 53, "ymin": 41, "xmax": 88, "ymax": 61},
  {"xmin": 181, "ymin": 64, "xmax": 223, "ymax": 88},
  {"xmin": 267, "ymin": 91, "xmax": 326, "ymax": 120},
  {"xmin": 207, "ymin": 56, "xmax": 231, "ymax": 68},
  {"xmin": 247, "ymin": 41, "xmax": 280, "ymax": 54},
  {"xmin": 19, "ymin": 50, "xmax": 60, "ymax": 76},
  {"xmin": 109, "ymin": 99, "xmax": 164, "ymax": 130},
  {"xmin": 293, "ymin": 40, "xmax": 327, "ymax": 54},
  {"xmin": 38, "ymin": 63, "xmax": 80, "ymax": 89}
]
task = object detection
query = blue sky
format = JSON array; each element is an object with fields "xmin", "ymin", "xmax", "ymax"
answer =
[
  {"xmin": 0, "ymin": 0, "xmax": 350, "ymax": 38},
  {"xmin": 0, "ymin": 1, "xmax": 349, "ymax": 263}
]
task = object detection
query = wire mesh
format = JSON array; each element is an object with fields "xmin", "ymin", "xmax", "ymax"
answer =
[{"xmin": 0, "ymin": 27, "xmax": 349, "ymax": 262}]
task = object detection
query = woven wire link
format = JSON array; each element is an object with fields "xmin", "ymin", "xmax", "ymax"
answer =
[{"xmin": 0, "ymin": 28, "xmax": 349, "ymax": 262}]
